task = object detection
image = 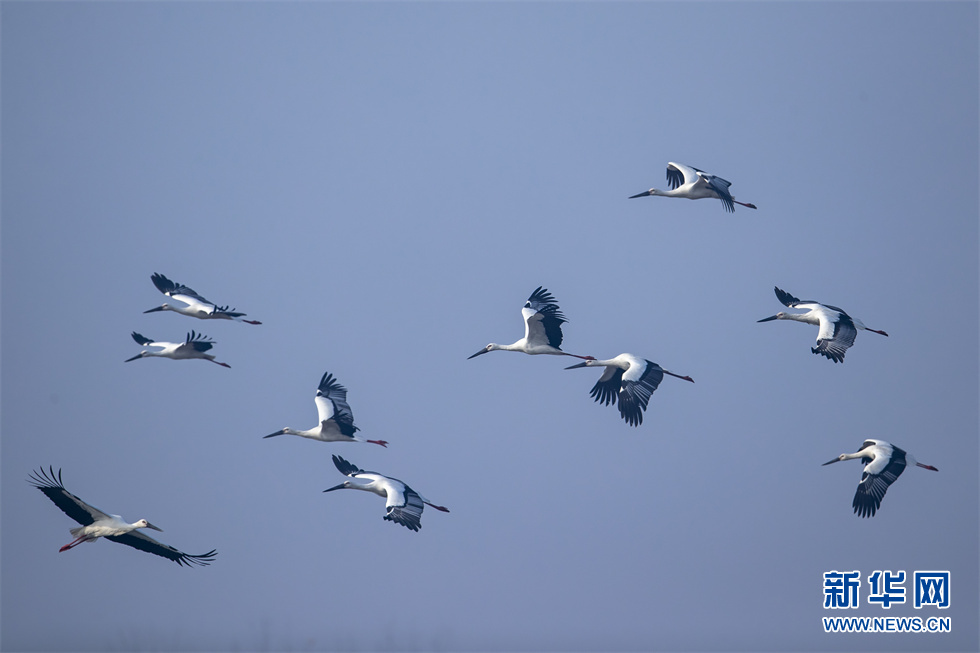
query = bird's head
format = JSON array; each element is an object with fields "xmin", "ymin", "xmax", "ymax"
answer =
[
  {"xmin": 124, "ymin": 352, "xmax": 146, "ymax": 362},
  {"xmin": 323, "ymin": 481, "xmax": 352, "ymax": 493},
  {"xmin": 262, "ymin": 428, "xmax": 288, "ymax": 439},
  {"xmin": 757, "ymin": 312, "xmax": 786, "ymax": 323},
  {"xmin": 564, "ymin": 360, "xmax": 596, "ymax": 369},
  {"xmin": 821, "ymin": 454, "xmax": 846, "ymax": 466},
  {"xmin": 629, "ymin": 189, "xmax": 655, "ymax": 199},
  {"xmin": 136, "ymin": 519, "xmax": 163, "ymax": 532},
  {"xmin": 467, "ymin": 344, "xmax": 495, "ymax": 359},
  {"xmin": 143, "ymin": 304, "xmax": 169, "ymax": 314}
]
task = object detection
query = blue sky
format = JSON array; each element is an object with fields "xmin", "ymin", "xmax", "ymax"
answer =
[{"xmin": 2, "ymin": 2, "xmax": 977, "ymax": 652}]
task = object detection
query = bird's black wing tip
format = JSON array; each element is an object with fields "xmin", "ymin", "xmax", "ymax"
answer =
[
  {"xmin": 527, "ymin": 286, "xmax": 557, "ymax": 305},
  {"xmin": 332, "ymin": 454, "xmax": 363, "ymax": 477},
  {"xmin": 179, "ymin": 549, "xmax": 218, "ymax": 567},
  {"xmin": 773, "ymin": 287, "xmax": 802, "ymax": 307},
  {"xmin": 384, "ymin": 513, "xmax": 421, "ymax": 532},
  {"xmin": 318, "ymin": 372, "xmax": 348, "ymax": 395},
  {"xmin": 150, "ymin": 273, "xmax": 176, "ymax": 293},
  {"xmin": 811, "ymin": 346, "xmax": 845, "ymax": 363},
  {"xmin": 28, "ymin": 465, "xmax": 63, "ymax": 489},
  {"xmin": 852, "ymin": 497, "xmax": 878, "ymax": 518}
]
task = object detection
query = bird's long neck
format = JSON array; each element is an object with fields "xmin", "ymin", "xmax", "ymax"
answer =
[
  {"xmin": 164, "ymin": 304, "xmax": 194, "ymax": 316},
  {"xmin": 351, "ymin": 477, "xmax": 385, "ymax": 497},
  {"xmin": 841, "ymin": 449, "xmax": 872, "ymax": 462},
  {"xmin": 783, "ymin": 312, "xmax": 819, "ymax": 325},
  {"xmin": 282, "ymin": 427, "xmax": 318, "ymax": 439},
  {"xmin": 589, "ymin": 358, "xmax": 626, "ymax": 369}
]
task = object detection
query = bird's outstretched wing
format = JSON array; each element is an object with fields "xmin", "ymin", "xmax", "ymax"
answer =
[
  {"xmin": 131, "ymin": 332, "xmax": 154, "ymax": 346},
  {"xmin": 812, "ymin": 314, "xmax": 856, "ymax": 363},
  {"xmin": 184, "ymin": 331, "xmax": 215, "ymax": 353},
  {"xmin": 384, "ymin": 486, "xmax": 425, "ymax": 532},
  {"xmin": 332, "ymin": 454, "xmax": 369, "ymax": 478},
  {"xmin": 523, "ymin": 286, "xmax": 567, "ymax": 349},
  {"xmin": 588, "ymin": 367, "xmax": 624, "ymax": 407},
  {"xmin": 317, "ymin": 373, "xmax": 358, "ymax": 437},
  {"xmin": 28, "ymin": 467, "xmax": 109, "ymax": 526},
  {"xmin": 774, "ymin": 287, "xmax": 806, "ymax": 308},
  {"xmin": 211, "ymin": 305, "xmax": 247, "ymax": 318},
  {"xmin": 852, "ymin": 448, "xmax": 907, "ymax": 518},
  {"xmin": 616, "ymin": 361, "xmax": 665, "ymax": 427},
  {"xmin": 151, "ymin": 273, "xmax": 210, "ymax": 304},
  {"xmin": 107, "ymin": 530, "xmax": 217, "ymax": 567},
  {"xmin": 666, "ymin": 162, "xmax": 699, "ymax": 189},
  {"xmin": 701, "ymin": 174, "xmax": 735, "ymax": 212}
]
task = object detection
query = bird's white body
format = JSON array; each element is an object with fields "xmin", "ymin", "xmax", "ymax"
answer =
[
  {"xmin": 324, "ymin": 455, "xmax": 448, "ymax": 532},
  {"xmin": 144, "ymin": 273, "xmax": 261, "ymax": 324},
  {"xmin": 566, "ymin": 354, "xmax": 693, "ymax": 426},
  {"xmin": 469, "ymin": 287, "xmax": 593, "ymax": 360},
  {"xmin": 822, "ymin": 439, "xmax": 937, "ymax": 517},
  {"xmin": 758, "ymin": 287, "xmax": 888, "ymax": 363},
  {"xmin": 29, "ymin": 467, "xmax": 216, "ymax": 566},
  {"xmin": 125, "ymin": 331, "xmax": 231, "ymax": 367},
  {"xmin": 630, "ymin": 162, "xmax": 757, "ymax": 213},
  {"xmin": 69, "ymin": 516, "xmax": 156, "ymax": 543},
  {"xmin": 264, "ymin": 372, "xmax": 387, "ymax": 446}
]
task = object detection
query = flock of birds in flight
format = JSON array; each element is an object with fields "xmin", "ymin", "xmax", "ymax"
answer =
[{"xmin": 30, "ymin": 161, "xmax": 937, "ymax": 566}]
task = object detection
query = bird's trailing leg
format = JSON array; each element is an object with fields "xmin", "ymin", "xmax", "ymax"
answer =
[
  {"xmin": 424, "ymin": 501, "xmax": 450, "ymax": 513},
  {"xmin": 866, "ymin": 328, "xmax": 889, "ymax": 336},
  {"xmin": 59, "ymin": 535, "xmax": 91, "ymax": 552},
  {"xmin": 244, "ymin": 319, "xmax": 263, "ymax": 325},
  {"xmin": 734, "ymin": 200, "xmax": 757, "ymax": 209},
  {"xmin": 366, "ymin": 439, "xmax": 389, "ymax": 448},
  {"xmin": 664, "ymin": 370, "xmax": 695, "ymax": 383},
  {"xmin": 916, "ymin": 462, "xmax": 939, "ymax": 471}
]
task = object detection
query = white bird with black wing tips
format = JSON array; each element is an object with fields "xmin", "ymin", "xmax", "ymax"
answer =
[
  {"xmin": 323, "ymin": 455, "xmax": 449, "ymax": 532},
  {"xmin": 264, "ymin": 371, "xmax": 388, "ymax": 447},
  {"xmin": 629, "ymin": 162, "xmax": 757, "ymax": 213},
  {"xmin": 468, "ymin": 286, "xmax": 594, "ymax": 360},
  {"xmin": 758, "ymin": 286, "xmax": 888, "ymax": 363},
  {"xmin": 29, "ymin": 467, "xmax": 217, "ymax": 566},
  {"xmin": 566, "ymin": 354, "xmax": 694, "ymax": 426},
  {"xmin": 125, "ymin": 330, "xmax": 231, "ymax": 367},
  {"xmin": 822, "ymin": 440, "xmax": 937, "ymax": 517},
  {"xmin": 143, "ymin": 272, "xmax": 261, "ymax": 324}
]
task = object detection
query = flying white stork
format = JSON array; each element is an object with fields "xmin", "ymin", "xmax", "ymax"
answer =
[
  {"xmin": 468, "ymin": 286, "xmax": 594, "ymax": 360},
  {"xmin": 125, "ymin": 330, "xmax": 231, "ymax": 367},
  {"xmin": 29, "ymin": 467, "xmax": 217, "ymax": 566},
  {"xmin": 629, "ymin": 162, "xmax": 757, "ymax": 213},
  {"xmin": 143, "ymin": 273, "xmax": 261, "ymax": 324},
  {"xmin": 323, "ymin": 455, "xmax": 449, "ymax": 532},
  {"xmin": 758, "ymin": 286, "xmax": 888, "ymax": 363},
  {"xmin": 822, "ymin": 440, "xmax": 937, "ymax": 517},
  {"xmin": 566, "ymin": 354, "xmax": 694, "ymax": 426},
  {"xmin": 264, "ymin": 371, "xmax": 388, "ymax": 447}
]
